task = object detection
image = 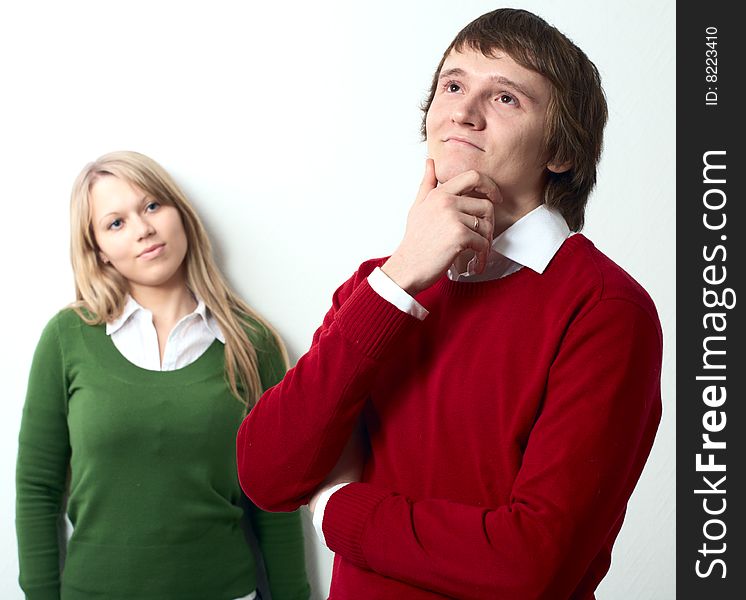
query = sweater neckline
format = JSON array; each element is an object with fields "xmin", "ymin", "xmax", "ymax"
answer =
[
  {"xmin": 90, "ymin": 322, "xmax": 224, "ymax": 384},
  {"xmin": 433, "ymin": 233, "xmax": 589, "ymax": 297}
]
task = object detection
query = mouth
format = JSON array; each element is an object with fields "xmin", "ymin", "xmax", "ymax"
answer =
[
  {"xmin": 443, "ymin": 136, "xmax": 484, "ymax": 151},
  {"xmin": 138, "ymin": 243, "xmax": 165, "ymax": 260}
]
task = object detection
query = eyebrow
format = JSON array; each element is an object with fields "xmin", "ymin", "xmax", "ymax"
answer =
[{"xmin": 439, "ymin": 68, "xmax": 538, "ymax": 103}]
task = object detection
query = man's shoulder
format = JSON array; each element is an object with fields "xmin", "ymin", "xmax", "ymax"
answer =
[{"xmin": 561, "ymin": 234, "xmax": 659, "ymax": 323}]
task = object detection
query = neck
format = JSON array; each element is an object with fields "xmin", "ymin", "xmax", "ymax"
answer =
[
  {"xmin": 493, "ymin": 201, "xmax": 541, "ymax": 237},
  {"xmin": 492, "ymin": 193, "xmax": 543, "ymax": 238},
  {"xmin": 128, "ymin": 273, "xmax": 196, "ymax": 329}
]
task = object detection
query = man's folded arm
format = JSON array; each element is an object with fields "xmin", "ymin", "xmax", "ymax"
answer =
[{"xmin": 320, "ymin": 298, "xmax": 663, "ymax": 599}]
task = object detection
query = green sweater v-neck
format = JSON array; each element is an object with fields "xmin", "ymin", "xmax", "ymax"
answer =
[{"xmin": 16, "ymin": 309, "xmax": 309, "ymax": 600}]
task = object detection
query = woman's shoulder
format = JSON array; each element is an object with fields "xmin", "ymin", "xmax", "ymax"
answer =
[
  {"xmin": 39, "ymin": 307, "xmax": 79, "ymax": 335},
  {"xmin": 35, "ymin": 307, "xmax": 101, "ymax": 352},
  {"xmin": 236, "ymin": 313, "xmax": 277, "ymax": 351},
  {"xmin": 49, "ymin": 306, "xmax": 96, "ymax": 331}
]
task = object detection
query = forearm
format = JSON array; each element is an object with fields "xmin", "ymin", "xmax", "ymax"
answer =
[
  {"xmin": 16, "ymin": 415, "xmax": 67, "ymax": 598},
  {"xmin": 322, "ymin": 427, "xmax": 653, "ymax": 600},
  {"xmin": 249, "ymin": 506, "xmax": 310, "ymax": 600},
  {"xmin": 16, "ymin": 432, "xmax": 67, "ymax": 600},
  {"xmin": 237, "ymin": 277, "xmax": 417, "ymax": 511},
  {"xmin": 16, "ymin": 315, "xmax": 71, "ymax": 599},
  {"xmin": 15, "ymin": 489, "xmax": 65, "ymax": 600},
  {"xmin": 324, "ymin": 483, "xmax": 564, "ymax": 599}
]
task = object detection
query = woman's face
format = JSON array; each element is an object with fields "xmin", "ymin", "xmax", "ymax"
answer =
[{"xmin": 89, "ymin": 175, "xmax": 188, "ymax": 294}]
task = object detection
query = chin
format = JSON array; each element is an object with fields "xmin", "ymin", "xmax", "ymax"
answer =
[{"xmin": 433, "ymin": 157, "xmax": 481, "ymax": 184}]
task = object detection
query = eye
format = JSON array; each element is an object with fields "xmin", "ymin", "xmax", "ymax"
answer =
[
  {"xmin": 108, "ymin": 218, "xmax": 123, "ymax": 231},
  {"xmin": 496, "ymin": 93, "xmax": 518, "ymax": 106},
  {"xmin": 145, "ymin": 201, "xmax": 160, "ymax": 212},
  {"xmin": 444, "ymin": 81, "xmax": 462, "ymax": 94}
]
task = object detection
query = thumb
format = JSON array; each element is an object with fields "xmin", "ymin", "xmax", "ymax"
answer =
[{"xmin": 415, "ymin": 158, "xmax": 438, "ymax": 204}]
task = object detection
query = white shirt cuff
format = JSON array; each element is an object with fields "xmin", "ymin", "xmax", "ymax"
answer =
[
  {"xmin": 367, "ymin": 267, "xmax": 428, "ymax": 320},
  {"xmin": 312, "ymin": 482, "xmax": 351, "ymax": 547}
]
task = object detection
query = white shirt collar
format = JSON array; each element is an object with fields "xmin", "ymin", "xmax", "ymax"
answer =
[
  {"xmin": 492, "ymin": 204, "xmax": 570, "ymax": 274},
  {"xmin": 106, "ymin": 294, "xmax": 225, "ymax": 343},
  {"xmin": 192, "ymin": 297, "xmax": 226, "ymax": 343},
  {"xmin": 106, "ymin": 295, "xmax": 142, "ymax": 335},
  {"xmin": 448, "ymin": 204, "xmax": 570, "ymax": 282}
]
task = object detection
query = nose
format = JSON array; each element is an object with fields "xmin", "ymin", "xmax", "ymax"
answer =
[
  {"xmin": 135, "ymin": 215, "xmax": 156, "ymax": 241},
  {"xmin": 451, "ymin": 95, "xmax": 486, "ymax": 130}
]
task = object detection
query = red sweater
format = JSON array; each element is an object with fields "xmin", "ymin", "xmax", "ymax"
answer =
[{"xmin": 237, "ymin": 234, "xmax": 662, "ymax": 599}]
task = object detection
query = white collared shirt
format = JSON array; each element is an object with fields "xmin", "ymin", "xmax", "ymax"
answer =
[
  {"xmin": 314, "ymin": 204, "xmax": 571, "ymax": 547},
  {"xmin": 106, "ymin": 295, "xmax": 225, "ymax": 371}
]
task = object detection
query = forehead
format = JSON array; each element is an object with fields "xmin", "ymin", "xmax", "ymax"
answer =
[
  {"xmin": 89, "ymin": 175, "xmax": 144, "ymax": 214},
  {"xmin": 90, "ymin": 174, "xmax": 141, "ymax": 200},
  {"xmin": 440, "ymin": 48, "xmax": 551, "ymax": 104}
]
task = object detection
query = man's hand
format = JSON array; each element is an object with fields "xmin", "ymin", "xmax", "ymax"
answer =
[{"xmin": 382, "ymin": 159, "xmax": 501, "ymax": 296}]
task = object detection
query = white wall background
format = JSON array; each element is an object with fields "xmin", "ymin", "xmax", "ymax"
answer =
[{"xmin": 0, "ymin": 1, "xmax": 675, "ymax": 598}]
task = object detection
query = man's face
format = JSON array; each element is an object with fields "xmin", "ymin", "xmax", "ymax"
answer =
[{"xmin": 426, "ymin": 48, "xmax": 561, "ymax": 210}]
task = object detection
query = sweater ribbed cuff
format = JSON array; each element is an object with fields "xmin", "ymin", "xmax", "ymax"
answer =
[
  {"xmin": 335, "ymin": 280, "xmax": 417, "ymax": 360},
  {"xmin": 323, "ymin": 483, "xmax": 391, "ymax": 570}
]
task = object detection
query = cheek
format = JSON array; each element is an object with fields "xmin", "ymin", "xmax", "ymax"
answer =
[
  {"xmin": 426, "ymin": 106, "xmax": 467, "ymax": 183},
  {"xmin": 516, "ymin": 122, "xmax": 546, "ymax": 165},
  {"xmin": 425, "ymin": 100, "xmax": 447, "ymax": 144},
  {"xmin": 167, "ymin": 217, "xmax": 189, "ymax": 257},
  {"xmin": 425, "ymin": 112, "xmax": 436, "ymax": 151},
  {"xmin": 172, "ymin": 219, "xmax": 188, "ymax": 246},
  {"xmin": 159, "ymin": 208, "xmax": 187, "ymax": 241},
  {"xmin": 95, "ymin": 235, "xmax": 126, "ymax": 263}
]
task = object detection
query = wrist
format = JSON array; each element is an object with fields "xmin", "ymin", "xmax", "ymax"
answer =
[
  {"xmin": 311, "ymin": 482, "xmax": 351, "ymax": 547},
  {"xmin": 381, "ymin": 254, "xmax": 422, "ymax": 296},
  {"xmin": 310, "ymin": 481, "xmax": 352, "ymax": 514}
]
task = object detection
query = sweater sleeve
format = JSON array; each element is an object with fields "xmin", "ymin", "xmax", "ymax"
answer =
[
  {"xmin": 322, "ymin": 298, "xmax": 663, "ymax": 599},
  {"xmin": 16, "ymin": 315, "xmax": 71, "ymax": 600},
  {"xmin": 247, "ymin": 505, "xmax": 310, "ymax": 600},
  {"xmin": 236, "ymin": 263, "xmax": 419, "ymax": 511},
  {"xmin": 246, "ymin": 323, "xmax": 311, "ymax": 599}
]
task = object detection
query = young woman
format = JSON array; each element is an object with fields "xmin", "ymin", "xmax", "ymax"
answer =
[{"xmin": 16, "ymin": 151, "xmax": 310, "ymax": 600}]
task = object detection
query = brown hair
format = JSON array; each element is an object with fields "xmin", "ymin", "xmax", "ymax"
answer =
[
  {"xmin": 70, "ymin": 151, "xmax": 288, "ymax": 410},
  {"xmin": 421, "ymin": 8, "xmax": 608, "ymax": 231}
]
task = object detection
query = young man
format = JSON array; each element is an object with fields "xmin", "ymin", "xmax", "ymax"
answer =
[{"xmin": 237, "ymin": 8, "xmax": 661, "ymax": 599}]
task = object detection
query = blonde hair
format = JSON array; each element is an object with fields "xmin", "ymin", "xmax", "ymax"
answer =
[{"xmin": 70, "ymin": 150, "xmax": 287, "ymax": 410}]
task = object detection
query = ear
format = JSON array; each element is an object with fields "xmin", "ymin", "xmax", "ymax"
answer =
[
  {"xmin": 547, "ymin": 160, "xmax": 572, "ymax": 174},
  {"xmin": 98, "ymin": 251, "xmax": 110, "ymax": 265}
]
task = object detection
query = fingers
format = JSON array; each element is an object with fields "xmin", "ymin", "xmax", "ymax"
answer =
[
  {"xmin": 440, "ymin": 169, "xmax": 502, "ymax": 205},
  {"xmin": 415, "ymin": 158, "xmax": 438, "ymax": 205},
  {"xmin": 461, "ymin": 212, "xmax": 488, "ymax": 238},
  {"xmin": 440, "ymin": 172, "xmax": 499, "ymax": 274},
  {"xmin": 456, "ymin": 226, "xmax": 493, "ymax": 273},
  {"xmin": 456, "ymin": 212, "xmax": 493, "ymax": 274},
  {"xmin": 453, "ymin": 196, "xmax": 495, "ymax": 231},
  {"xmin": 446, "ymin": 195, "xmax": 493, "ymax": 275},
  {"xmin": 396, "ymin": 163, "xmax": 498, "ymax": 289}
]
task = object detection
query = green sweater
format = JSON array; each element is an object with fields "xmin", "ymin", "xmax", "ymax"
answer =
[{"xmin": 16, "ymin": 309, "xmax": 310, "ymax": 600}]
